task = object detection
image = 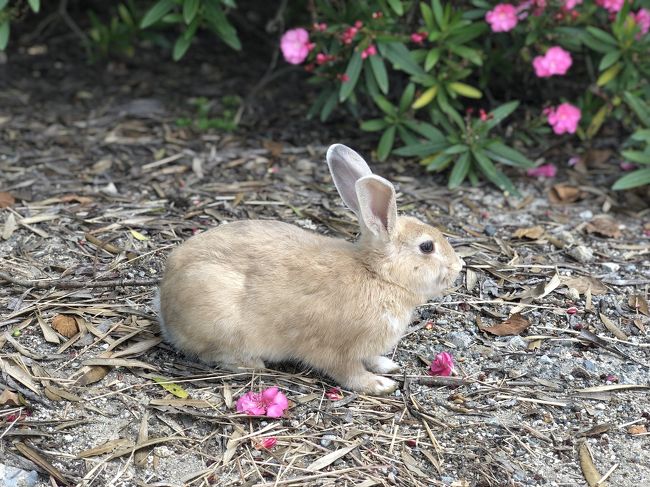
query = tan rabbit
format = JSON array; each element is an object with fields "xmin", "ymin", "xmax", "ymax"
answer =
[{"xmin": 157, "ymin": 144, "xmax": 463, "ymax": 395}]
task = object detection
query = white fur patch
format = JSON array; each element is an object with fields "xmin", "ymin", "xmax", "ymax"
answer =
[{"xmin": 383, "ymin": 311, "xmax": 412, "ymax": 336}]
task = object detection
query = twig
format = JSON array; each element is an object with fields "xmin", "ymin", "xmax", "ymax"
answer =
[{"xmin": 0, "ymin": 272, "xmax": 159, "ymax": 289}]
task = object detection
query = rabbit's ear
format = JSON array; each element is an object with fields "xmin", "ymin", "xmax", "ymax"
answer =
[
  {"xmin": 355, "ymin": 175, "xmax": 397, "ymax": 239},
  {"xmin": 326, "ymin": 144, "xmax": 372, "ymax": 216}
]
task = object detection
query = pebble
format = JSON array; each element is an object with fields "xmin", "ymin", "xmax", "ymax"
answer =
[
  {"xmin": 484, "ymin": 224, "xmax": 497, "ymax": 236},
  {"xmin": 445, "ymin": 331, "xmax": 473, "ymax": 349},
  {"xmin": 579, "ymin": 210, "xmax": 593, "ymax": 220},
  {"xmin": 508, "ymin": 336, "xmax": 527, "ymax": 350},
  {"xmin": 568, "ymin": 245, "xmax": 594, "ymax": 263},
  {"xmin": 583, "ymin": 360, "xmax": 597, "ymax": 372},
  {"xmin": 602, "ymin": 262, "xmax": 620, "ymax": 273},
  {"xmin": 0, "ymin": 464, "xmax": 39, "ymax": 487},
  {"xmin": 320, "ymin": 434, "xmax": 336, "ymax": 448},
  {"xmin": 539, "ymin": 354, "xmax": 553, "ymax": 365}
]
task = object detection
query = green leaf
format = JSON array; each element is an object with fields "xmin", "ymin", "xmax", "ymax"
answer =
[
  {"xmin": 378, "ymin": 42, "xmax": 424, "ymax": 76},
  {"xmin": 204, "ymin": 2, "xmax": 241, "ymax": 50},
  {"xmin": 581, "ymin": 32, "xmax": 617, "ymax": 53},
  {"xmin": 339, "ymin": 52, "xmax": 363, "ymax": 102},
  {"xmin": 487, "ymin": 101, "xmax": 519, "ymax": 129},
  {"xmin": 378, "ymin": 126, "xmax": 396, "ymax": 161},
  {"xmin": 448, "ymin": 152, "xmax": 470, "ymax": 189},
  {"xmin": 0, "ymin": 20, "xmax": 8, "ymax": 51},
  {"xmin": 320, "ymin": 91, "xmax": 338, "ymax": 122},
  {"xmin": 473, "ymin": 149, "xmax": 518, "ymax": 194},
  {"xmin": 373, "ymin": 94, "xmax": 397, "ymax": 116},
  {"xmin": 425, "ymin": 49, "xmax": 441, "ymax": 71},
  {"xmin": 586, "ymin": 26, "xmax": 617, "ymax": 46},
  {"xmin": 436, "ymin": 89, "xmax": 464, "ymax": 128},
  {"xmin": 448, "ymin": 23, "xmax": 487, "ymax": 44},
  {"xmin": 443, "ymin": 144, "xmax": 469, "ymax": 155},
  {"xmin": 0, "ymin": 0, "xmax": 8, "ymax": 9},
  {"xmin": 425, "ymin": 153, "xmax": 453, "ymax": 172},
  {"xmin": 448, "ymin": 81, "xmax": 482, "ymax": 99},
  {"xmin": 599, "ymin": 50, "xmax": 621, "ymax": 71},
  {"xmin": 173, "ymin": 33, "xmax": 193, "ymax": 60},
  {"xmin": 448, "ymin": 44, "xmax": 482, "ymax": 66},
  {"xmin": 369, "ymin": 55, "xmax": 389, "ymax": 94},
  {"xmin": 432, "ymin": 0, "xmax": 444, "ymax": 28},
  {"xmin": 485, "ymin": 140, "xmax": 535, "ymax": 168},
  {"xmin": 360, "ymin": 119, "xmax": 389, "ymax": 132},
  {"xmin": 27, "ymin": 0, "xmax": 40, "ymax": 13},
  {"xmin": 630, "ymin": 129, "xmax": 650, "ymax": 142},
  {"xmin": 621, "ymin": 150, "xmax": 650, "ymax": 165},
  {"xmin": 623, "ymin": 92, "xmax": 650, "ymax": 126},
  {"xmin": 387, "ymin": 0, "xmax": 404, "ymax": 16},
  {"xmin": 398, "ymin": 83, "xmax": 415, "ymax": 113},
  {"xmin": 612, "ymin": 168, "xmax": 650, "ymax": 189},
  {"xmin": 183, "ymin": 0, "xmax": 200, "ymax": 24},
  {"xmin": 402, "ymin": 120, "xmax": 445, "ymax": 142},
  {"xmin": 420, "ymin": 3, "xmax": 434, "ymax": 30},
  {"xmin": 141, "ymin": 0, "xmax": 175, "ymax": 28},
  {"xmin": 364, "ymin": 64, "xmax": 380, "ymax": 99}
]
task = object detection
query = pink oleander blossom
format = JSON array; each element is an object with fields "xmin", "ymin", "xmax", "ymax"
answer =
[
  {"xmin": 527, "ymin": 163, "xmax": 558, "ymax": 178},
  {"xmin": 280, "ymin": 28, "xmax": 312, "ymax": 65},
  {"xmin": 596, "ymin": 0, "xmax": 624, "ymax": 13},
  {"xmin": 486, "ymin": 4, "xmax": 518, "ymax": 32},
  {"xmin": 545, "ymin": 103, "xmax": 581, "ymax": 134},
  {"xmin": 361, "ymin": 44, "xmax": 377, "ymax": 59},
  {"xmin": 633, "ymin": 9, "xmax": 650, "ymax": 37},
  {"xmin": 429, "ymin": 352, "xmax": 454, "ymax": 376},
  {"xmin": 533, "ymin": 46, "xmax": 573, "ymax": 77},
  {"xmin": 236, "ymin": 387, "xmax": 289, "ymax": 418},
  {"xmin": 564, "ymin": 0, "xmax": 582, "ymax": 9}
]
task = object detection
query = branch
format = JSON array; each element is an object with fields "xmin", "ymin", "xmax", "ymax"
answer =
[{"xmin": 0, "ymin": 272, "xmax": 159, "ymax": 290}]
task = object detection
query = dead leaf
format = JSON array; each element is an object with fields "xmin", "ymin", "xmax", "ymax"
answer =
[
  {"xmin": 2, "ymin": 212, "xmax": 17, "ymax": 240},
  {"xmin": 0, "ymin": 191, "xmax": 16, "ymax": 208},
  {"xmin": 576, "ymin": 384, "xmax": 650, "ymax": 393},
  {"xmin": 153, "ymin": 377, "xmax": 189, "ymax": 398},
  {"xmin": 107, "ymin": 436, "xmax": 184, "ymax": 461},
  {"xmin": 562, "ymin": 276, "xmax": 608, "ymax": 295},
  {"xmin": 627, "ymin": 425, "xmax": 647, "ymax": 435},
  {"xmin": 599, "ymin": 313, "xmax": 628, "ymax": 340},
  {"xmin": 549, "ymin": 184, "xmax": 582, "ymax": 204},
  {"xmin": 628, "ymin": 295, "xmax": 649, "ymax": 316},
  {"xmin": 222, "ymin": 429, "xmax": 244, "ymax": 466},
  {"xmin": 585, "ymin": 216, "xmax": 622, "ymax": 239},
  {"xmin": 0, "ymin": 389, "xmax": 28, "ymax": 407},
  {"xmin": 78, "ymin": 438, "xmax": 135, "ymax": 458},
  {"xmin": 465, "ymin": 268, "xmax": 478, "ymax": 292},
  {"xmin": 135, "ymin": 412, "xmax": 150, "ymax": 466},
  {"xmin": 263, "ymin": 140, "xmax": 284, "ymax": 158},
  {"xmin": 632, "ymin": 319, "xmax": 646, "ymax": 334},
  {"xmin": 401, "ymin": 449, "xmax": 428, "ymax": 477},
  {"xmin": 478, "ymin": 313, "xmax": 530, "ymax": 336},
  {"xmin": 527, "ymin": 339, "xmax": 543, "ymax": 350},
  {"xmin": 51, "ymin": 314, "xmax": 79, "ymax": 338},
  {"xmin": 36, "ymin": 314, "xmax": 60, "ymax": 344},
  {"xmin": 44, "ymin": 386, "xmax": 82, "ymax": 402},
  {"xmin": 306, "ymin": 440, "xmax": 362, "ymax": 471},
  {"xmin": 60, "ymin": 194, "xmax": 94, "ymax": 204},
  {"xmin": 578, "ymin": 423, "xmax": 611, "ymax": 437},
  {"xmin": 0, "ymin": 357, "xmax": 40, "ymax": 395},
  {"xmin": 578, "ymin": 442, "xmax": 606, "ymax": 487},
  {"xmin": 15, "ymin": 442, "xmax": 71, "ymax": 486},
  {"xmin": 586, "ymin": 148, "xmax": 614, "ymax": 167},
  {"xmin": 513, "ymin": 226, "xmax": 545, "ymax": 239},
  {"xmin": 75, "ymin": 365, "xmax": 111, "ymax": 386},
  {"xmin": 82, "ymin": 358, "xmax": 157, "ymax": 371}
]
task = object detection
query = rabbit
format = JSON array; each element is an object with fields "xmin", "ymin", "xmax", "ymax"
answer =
[{"xmin": 157, "ymin": 144, "xmax": 464, "ymax": 395}]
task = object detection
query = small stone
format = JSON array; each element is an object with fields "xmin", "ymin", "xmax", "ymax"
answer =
[
  {"xmin": 579, "ymin": 210, "xmax": 593, "ymax": 220},
  {"xmin": 0, "ymin": 464, "xmax": 39, "ymax": 487},
  {"xmin": 445, "ymin": 331, "xmax": 473, "ymax": 349},
  {"xmin": 508, "ymin": 336, "xmax": 527, "ymax": 350},
  {"xmin": 320, "ymin": 434, "xmax": 336, "ymax": 448},
  {"xmin": 539, "ymin": 354, "xmax": 553, "ymax": 365},
  {"xmin": 601, "ymin": 262, "xmax": 620, "ymax": 273},
  {"xmin": 568, "ymin": 245, "xmax": 594, "ymax": 263},
  {"xmin": 484, "ymin": 224, "xmax": 497, "ymax": 236},
  {"xmin": 583, "ymin": 360, "xmax": 597, "ymax": 372}
]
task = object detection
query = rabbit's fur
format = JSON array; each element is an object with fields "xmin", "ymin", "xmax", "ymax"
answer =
[{"xmin": 158, "ymin": 144, "xmax": 463, "ymax": 395}]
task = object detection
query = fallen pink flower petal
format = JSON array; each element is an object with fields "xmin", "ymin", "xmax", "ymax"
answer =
[
  {"xmin": 257, "ymin": 437, "xmax": 278, "ymax": 449},
  {"xmin": 325, "ymin": 387, "xmax": 343, "ymax": 400},
  {"xmin": 605, "ymin": 374, "xmax": 619, "ymax": 383},
  {"xmin": 527, "ymin": 163, "xmax": 557, "ymax": 178},
  {"xmin": 236, "ymin": 387, "xmax": 289, "ymax": 418},
  {"xmin": 566, "ymin": 306, "xmax": 578, "ymax": 315},
  {"xmin": 429, "ymin": 352, "xmax": 454, "ymax": 377}
]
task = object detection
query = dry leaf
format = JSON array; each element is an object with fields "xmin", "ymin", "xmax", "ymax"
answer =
[
  {"xmin": 130, "ymin": 229, "xmax": 149, "ymax": 241},
  {"xmin": 527, "ymin": 339, "xmax": 543, "ymax": 350},
  {"xmin": 78, "ymin": 438, "xmax": 135, "ymax": 458},
  {"xmin": 0, "ymin": 388, "xmax": 28, "ymax": 407},
  {"xmin": 263, "ymin": 140, "xmax": 284, "ymax": 158},
  {"xmin": 628, "ymin": 295, "xmax": 649, "ymax": 316},
  {"xmin": 578, "ymin": 442, "xmax": 606, "ymax": 487},
  {"xmin": 153, "ymin": 377, "xmax": 189, "ymax": 398},
  {"xmin": 15, "ymin": 442, "xmax": 71, "ymax": 486},
  {"xmin": 549, "ymin": 184, "xmax": 582, "ymax": 204},
  {"xmin": 513, "ymin": 226, "xmax": 545, "ymax": 239},
  {"xmin": 627, "ymin": 425, "xmax": 647, "ymax": 435},
  {"xmin": 2, "ymin": 213, "xmax": 17, "ymax": 240},
  {"xmin": 135, "ymin": 412, "xmax": 150, "ymax": 466},
  {"xmin": 585, "ymin": 216, "xmax": 622, "ymax": 239},
  {"xmin": 60, "ymin": 194, "xmax": 94, "ymax": 204},
  {"xmin": 52, "ymin": 314, "xmax": 79, "ymax": 338},
  {"xmin": 306, "ymin": 440, "xmax": 362, "ymax": 471},
  {"xmin": 465, "ymin": 268, "xmax": 478, "ymax": 292},
  {"xmin": 478, "ymin": 313, "xmax": 530, "ymax": 336},
  {"xmin": 0, "ymin": 357, "xmax": 40, "ymax": 394},
  {"xmin": 76, "ymin": 365, "xmax": 111, "ymax": 386},
  {"xmin": 599, "ymin": 313, "xmax": 628, "ymax": 340},
  {"xmin": 82, "ymin": 358, "xmax": 157, "ymax": 371},
  {"xmin": 37, "ymin": 314, "xmax": 60, "ymax": 344},
  {"xmin": 633, "ymin": 319, "xmax": 646, "ymax": 334},
  {"xmin": 0, "ymin": 191, "xmax": 16, "ymax": 208},
  {"xmin": 44, "ymin": 386, "xmax": 82, "ymax": 402},
  {"xmin": 578, "ymin": 423, "xmax": 611, "ymax": 437},
  {"xmin": 562, "ymin": 276, "xmax": 608, "ymax": 295},
  {"xmin": 222, "ymin": 429, "xmax": 244, "ymax": 466},
  {"xmin": 576, "ymin": 384, "xmax": 650, "ymax": 393}
]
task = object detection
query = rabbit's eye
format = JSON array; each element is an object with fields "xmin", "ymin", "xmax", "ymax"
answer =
[{"xmin": 419, "ymin": 241, "xmax": 435, "ymax": 254}]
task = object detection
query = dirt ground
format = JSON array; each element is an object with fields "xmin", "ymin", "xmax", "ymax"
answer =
[{"xmin": 1, "ymin": 37, "xmax": 649, "ymax": 487}]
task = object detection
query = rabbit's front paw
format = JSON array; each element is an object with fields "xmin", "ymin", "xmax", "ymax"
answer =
[
  {"xmin": 364, "ymin": 356, "xmax": 399, "ymax": 374},
  {"xmin": 363, "ymin": 375, "xmax": 398, "ymax": 395}
]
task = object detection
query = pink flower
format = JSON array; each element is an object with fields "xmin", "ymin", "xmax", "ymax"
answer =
[
  {"xmin": 485, "ymin": 4, "xmax": 518, "ymax": 32},
  {"xmin": 338, "ymin": 73, "xmax": 350, "ymax": 82},
  {"xmin": 429, "ymin": 352, "xmax": 454, "ymax": 376},
  {"xmin": 620, "ymin": 161, "xmax": 637, "ymax": 171},
  {"xmin": 533, "ymin": 46, "xmax": 573, "ymax": 77},
  {"xmin": 280, "ymin": 28, "xmax": 312, "ymax": 65},
  {"xmin": 546, "ymin": 103, "xmax": 581, "ymax": 134},
  {"xmin": 256, "ymin": 437, "xmax": 278, "ymax": 449},
  {"xmin": 596, "ymin": 0, "xmax": 624, "ymax": 13},
  {"xmin": 410, "ymin": 32, "xmax": 427, "ymax": 44},
  {"xmin": 563, "ymin": 0, "xmax": 582, "ymax": 9},
  {"xmin": 325, "ymin": 387, "xmax": 343, "ymax": 400},
  {"xmin": 341, "ymin": 26, "xmax": 359, "ymax": 44},
  {"xmin": 316, "ymin": 53, "xmax": 335, "ymax": 64},
  {"xmin": 236, "ymin": 387, "xmax": 289, "ymax": 418},
  {"xmin": 313, "ymin": 22, "xmax": 327, "ymax": 32},
  {"xmin": 527, "ymin": 163, "xmax": 557, "ymax": 178},
  {"xmin": 361, "ymin": 44, "xmax": 377, "ymax": 59},
  {"xmin": 633, "ymin": 9, "xmax": 650, "ymax": 37}
]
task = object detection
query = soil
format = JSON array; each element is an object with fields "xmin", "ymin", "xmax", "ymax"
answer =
[{"xmin": 1, "ymin": 31, "xmax": 649, "ymax": 487}]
